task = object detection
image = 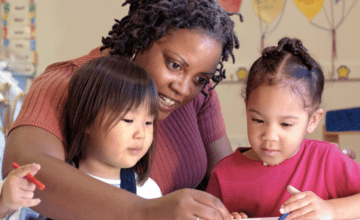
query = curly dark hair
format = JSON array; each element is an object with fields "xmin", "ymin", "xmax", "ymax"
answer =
[
  {"xmin": 244, "ymin": 37, "xmax": 324, "ymax": 113},
  {"xmin": 101, "ymin": 0, "xmax": 242, "ymax": 94}
]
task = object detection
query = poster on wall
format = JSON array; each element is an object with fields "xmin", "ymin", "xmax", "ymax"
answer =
[
  {"xmin": 1, "ymin": 0, "xmax": 36, "ymax": 90},
  {"xmin": 223, "ymin": 0, "xmax": 360, "ymax": 83},
  {"xmin": 294, "ymin": 0, "xmax": 359, "ymax": 81}
]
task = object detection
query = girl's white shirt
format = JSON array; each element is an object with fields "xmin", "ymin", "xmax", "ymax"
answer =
[{"xmin": 87, "ymin": 172, "xmax": 163, "ymax": 199}]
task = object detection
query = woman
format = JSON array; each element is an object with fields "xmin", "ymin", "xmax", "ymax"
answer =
[{"xmin": 2, "ymin": 0, "xmax": 242, "ymax": 219}]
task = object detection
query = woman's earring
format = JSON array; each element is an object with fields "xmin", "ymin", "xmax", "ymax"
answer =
[{"xmin": 131, "ymin": 49, "xmax": 138, "ymax": 61}]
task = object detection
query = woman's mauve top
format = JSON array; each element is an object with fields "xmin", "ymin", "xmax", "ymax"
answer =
[{"xmin": 9, "ymin": 48, "xmax": 227, "ymax": 195}]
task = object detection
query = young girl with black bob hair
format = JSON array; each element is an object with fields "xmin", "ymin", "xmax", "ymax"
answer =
[
  {"xmin": 207, "ymin": 37, "xmax": 360, "ymax": 219},
  {"xmin": 13, "ymin": 56, "xmax": 162, "ymax": 219},
  {"xmin": 63, "ymin": 55, "xmax": 160, "ymax": 194}
]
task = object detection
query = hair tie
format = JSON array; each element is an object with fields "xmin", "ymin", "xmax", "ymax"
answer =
[{"xmin": 293, "ymin": 48, "xmax": 300, "ymax": 55}]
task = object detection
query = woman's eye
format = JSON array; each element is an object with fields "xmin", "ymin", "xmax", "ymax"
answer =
[
  {"xmin": 195, "ymin": 76, "xmax": 210, "ymax": 85},
  {"xmin": 123, "ymin": 119, "xmax": 133, "ymax": 123},
  {"xmin": 167, "ymin": 60, "xmax": 181, "ymax": 71},
  {"xmin": 252, "ymin": 118, "xmax": 263, "ymax": 123}
]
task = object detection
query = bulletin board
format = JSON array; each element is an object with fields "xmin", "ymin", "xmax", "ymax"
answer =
[
  {"xmin": 218, "ymin": 0, "xmax": 360, "ymax": 83},
  {"xmin": 0, "ymin": 0, "xmax": 36, "ymax": 90}
]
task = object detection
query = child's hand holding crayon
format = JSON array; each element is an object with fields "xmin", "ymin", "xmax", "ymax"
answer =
[
  {"xmin": 280, "ymin": 185, "xmax": 335, "ymax": 220},
  {"xmin": 0, "ymin": 163, "xmax": 42, "ymax": 215}
]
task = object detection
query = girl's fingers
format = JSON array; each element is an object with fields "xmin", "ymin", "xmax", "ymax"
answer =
[
  {"xmin": 12, "ymin": 163, "xmax": 41, "ymax": 179},
  {"xmin": 239, "ymin": 212, "xmax": 248, "ymax": 219},
  {"xmin": 287, "ymin": 203, "xmax": 314, "ymax": 219},
  {"xmin": 21, "ymin": 198, "xmax": 41, "ymax": 208},
  {"xmin": 17, "ymin": 178, "xmax": 37, "ymax": 191},
  {"xmin": 12, "ymin": 198, "xmax": 41, "ymax": 209},
  {"xmin": 231, "ymin": 212, "xmax": 242, "ymax": 219},
  {"xmin": 282, "ymin": 192, "xmax": 307, "ymax": 206},
  {"xmin": 230, "ymin": 212, "xmax": 248, "ymax": 220},
  {"xmin": 5, "ymin": 186, "xmax": 39, "ymax": 207},
  {"xmin": 287, "ymin": 185, "xmax": 301, "ymax": 194},
  {"xmin": 281, "ymin": 194, "xmax": 311, "ymax": 214},
  {"xmin": 20, "ymin": 190, "xmax": 35, "ymax": 199}
]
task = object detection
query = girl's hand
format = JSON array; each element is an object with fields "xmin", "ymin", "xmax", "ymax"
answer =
[
  {"xmin": 280, "ymin": 185, "xmax": 335, "ymax": 220},
  {"xmin": 231, "ymin": 211, "xmax": 248, "ymax": 219},
  {"xmin": 0, "ymin": 163, "xmax": 42, "ymax": 210}
]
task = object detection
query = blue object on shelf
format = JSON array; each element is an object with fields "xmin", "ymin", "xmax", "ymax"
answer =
[
  {"xmin": 326, "ymin": 107, "xmax": 360, "ymax": 132},
  {"xmin": 3, "ymin": 39, "xmax": 9, "ymax": 47},
  {"xmin": 11, "ymin": 75, "xmax": 29, "ymax": 91},
  {"xmin": 30, "ymin": 40, "xmax": 36, "ymax": 51}
]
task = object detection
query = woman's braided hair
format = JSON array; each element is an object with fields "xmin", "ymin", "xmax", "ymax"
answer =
[
  {"xmin": 245, "ymin": 37, "xmax": 324, "ymax": 113},
  {"xmin": 101, "ymin": 0, "xmax": 243, "ymax": 94}
]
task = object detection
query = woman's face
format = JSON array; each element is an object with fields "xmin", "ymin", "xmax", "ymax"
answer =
[{"xmin": 134, "ymin": 29, "xmax": 223, "ymax": 121}]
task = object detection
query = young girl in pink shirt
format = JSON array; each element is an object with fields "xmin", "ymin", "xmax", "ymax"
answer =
[{"xmin": 206, "ymin": 37, "xmax": 360, "ymax": 219}]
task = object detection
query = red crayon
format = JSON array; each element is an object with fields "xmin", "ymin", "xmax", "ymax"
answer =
[{"xmin": 12, "ymin": 162, "xmax": 46, "ymax": 190}]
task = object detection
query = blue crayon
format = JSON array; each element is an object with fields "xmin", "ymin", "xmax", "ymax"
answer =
[{"xmin": 278, "ymin": 213, "xmax": 289, "ymax": 220}]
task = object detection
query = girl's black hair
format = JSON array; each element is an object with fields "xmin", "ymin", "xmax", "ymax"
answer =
[
  {"xmin": 101, "ymin": 0, "xmax": 243, "ymax": 95},
  {"xmin": 245, "ymin": 37, "xmax": 324, "ymax": 113},
  {"xmin": 63, "ymin": 56, "xmax": 158, "ymax": 185}
]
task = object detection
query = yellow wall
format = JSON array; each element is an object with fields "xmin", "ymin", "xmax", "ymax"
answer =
[
  {"xmin": 34, "ymin": 0, "xmax": 360, "ymax": 162},
  {"xmin": 35, "ymin": 0, "xmax": 127, "ymax": 74}
]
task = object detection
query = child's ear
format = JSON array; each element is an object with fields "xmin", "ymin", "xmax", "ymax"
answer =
[{"xmin": 307, "ymin": 108, "xmax": 324, "ymax": 133}]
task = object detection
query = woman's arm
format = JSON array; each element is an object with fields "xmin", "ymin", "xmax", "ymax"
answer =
[
  {"xmin": 3, "ymin": 126, "xmax": 232, "ymax": 220},
  {"xmin": 205, "ymin": 134, "xmax": 233, "ymax": 177},
  {"xmin": 199, "ymin": 134, "xmax": 233, "ymax": 190}
]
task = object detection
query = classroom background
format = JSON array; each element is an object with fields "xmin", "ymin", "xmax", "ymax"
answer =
[{"xmin": 1, "ymin": 0, "xmax": 360, "ymax": 163}]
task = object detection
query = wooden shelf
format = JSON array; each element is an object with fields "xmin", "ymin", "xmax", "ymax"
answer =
[
  {"xmin": 323, "ymin": 125, "xmax": 360, "ymax": 144},
  {"xmin": 325, "ymin": 78, "xmax": 360, "ymax": 82},
  {"xmin": 219, "ymin": 78, "xmax": 360, "ymax": 85}
]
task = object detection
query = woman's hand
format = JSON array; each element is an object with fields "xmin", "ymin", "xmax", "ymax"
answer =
[
  {"xmin": 231, "ymin": 211, "xmax": 248, "ymax": 219},
  {"xmin": 142, "ymin": 188, "xmax": 233, "ymax": 220},
  {"xmin": 0, "ymin": 163, "xmax": 41, "ymax": 212},
  {"xmin": 280, "ymin": 185, "xmax": 335, "ymax": 220}
]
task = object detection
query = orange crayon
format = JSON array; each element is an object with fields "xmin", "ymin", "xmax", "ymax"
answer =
[{"xmin": 12, "ymin": 162, "xmax": 45, "ymax": 190}]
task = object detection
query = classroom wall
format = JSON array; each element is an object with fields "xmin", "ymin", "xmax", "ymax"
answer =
[
  {"xmin": 35, "ymin": 0, "xmax": 127, "ymax": 74},
  {"xmin": 34, "ymin": 0, "xmax": 360, "ymax": 163}
]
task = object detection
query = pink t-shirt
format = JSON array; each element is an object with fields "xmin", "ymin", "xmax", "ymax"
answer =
[
  {"xmin": 10, "ymin": 48, "xmax": 226, "ymax": 195},
  {"xmin": 206, "ymin": 139, "xmax": 360, "ymax": 217}
]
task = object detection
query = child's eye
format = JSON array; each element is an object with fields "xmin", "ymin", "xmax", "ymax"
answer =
[
  {"xmin": 145, "ymin": 121, "xmax": 153, "ymax": 125},
  {"xmin": 252, "ymin": 118, "xmax": 264, "ymax": 123},
  {"xmin": 281, "ymin": 123, "xmax": 292, "ymax": 127},
  {"xmin": 123, "ymin": 119, "xmax": 133, "ymax": 123}
]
